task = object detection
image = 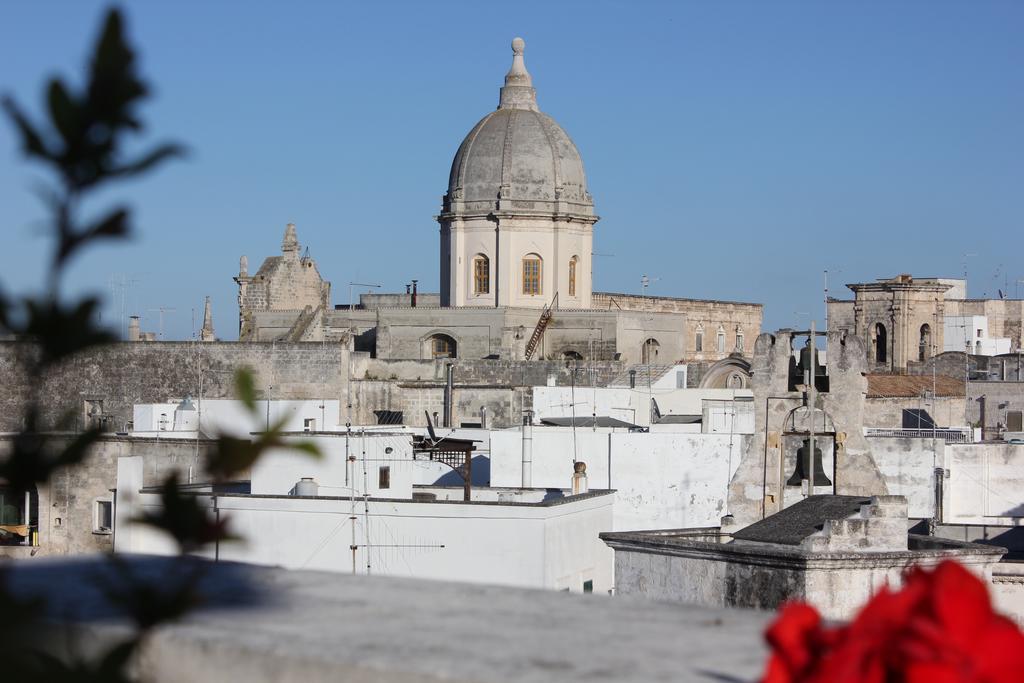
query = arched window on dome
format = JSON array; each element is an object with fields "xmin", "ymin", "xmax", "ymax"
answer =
[
  {"xmin": 568, "ymin": 256, "xmax": 578, "ymax": 297},
  {"xmin": 473, "ymin": 255, "xmax": 490, "ymax": 295},
  {"xmin": 522, "ymin": 254, "xmax": 542, "ymax": 296}
]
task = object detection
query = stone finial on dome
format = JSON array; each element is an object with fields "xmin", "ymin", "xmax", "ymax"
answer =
[
  {"xmin": 499, "ymin": 37, "xmax": 538, "ymax": 112},
  {"xmin": 282, "ymin": 222, "xmax": 299, "ymax": 255}
]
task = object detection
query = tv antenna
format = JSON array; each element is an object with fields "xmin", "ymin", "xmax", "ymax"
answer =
[{"xmin": 147, "ymin": 307, "xmax": 177, "ymax": 340}]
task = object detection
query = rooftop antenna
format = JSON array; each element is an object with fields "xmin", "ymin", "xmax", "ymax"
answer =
[
  {"xmin": 147, "ymin": 307, "xmax": 177, "ymax": 341},
  {"xmin": 349, "ymin": 282, "xmax": 381, "ymax": 311},
  {"xmin": 962, "ymin": 252, "xmax": 977, "ymax": 297},
  {"xmin": 824, "ymin": 269, "xmax": 840, "ymax": 333}
]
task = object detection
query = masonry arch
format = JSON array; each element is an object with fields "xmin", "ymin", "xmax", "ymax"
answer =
[
  {"xmin": 919, "ymin": 324, "xmax": 931, "ymax": 362},
  {"xmin": 422, "ymin": 332, "xmax": 458, "ymax": 359},
  {"xmin": 641, "ymin": 338, "xmax": 660, "ymax": 365},
  {"xmin": 700, "ymin": 355, "xmax": 752, "ymax": 389},
  {"xmin": 873, "ymin": 323, "xmax": 888, "ymax": 364}
]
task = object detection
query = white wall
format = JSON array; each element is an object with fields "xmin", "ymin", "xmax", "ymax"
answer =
[
  {"xmin": 946, "ymin": 443, "xmax": 1024, "ymax": 524},
  {"xmin": 133, "ymin": 399, "xmax": 342, "ymax": 436},
  {"xmin": 870, "ymin": 437, "xmax": 941, "ymax": 518},
  {"xmin": 114, "ymin": 456, "xmax": 614, "ymax": 594},
  {"xmin": 251, "ymin": 432, "xmax": 415, "ymax": 499},
  {"xmin": 490, "ymin": 428, "xmax": 747, "ymax": 530},
  {"xmin": 944, "ymin": 316, "xmax": 1011, "ymax": 355},
  {"xmin": 531, "ymin": 386, "xmax": 753, "ymax": 428}
]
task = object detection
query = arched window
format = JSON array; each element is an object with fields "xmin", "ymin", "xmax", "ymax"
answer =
[
  {"xmin": 919, "ymin": 324, "xmax": 931, "ymax": 362},
  {"xmin": 429, "ymin": 334, "xmax": 457, "ymax": 359},
  {"xmin": 473, "ymin": 255, "xmax": 489, "ymax": 295},
  {"xmin": 717, "ymin": 328, "xmax": 726, "ymax": 353},
  {"xmin": 568, "ymin": 256, "xmax": 578, "ymax": 297},
  {"xmin": 642, "ymin": 338, "xmax": 660, "ymax": 364},
  {"xmin": 522, "ymin": 254, "xmax": 542, "ymax": 295},
  {"xmin": 874, "ymin": 323, "xmax": 887, "ymax": 363},
  {"xmin": 695, "ymin": 327, "xmax": 704, "ymax": 353},
  {"xmin": 562, "ymin": 350, "xmax": 583, "ymax": 361}
]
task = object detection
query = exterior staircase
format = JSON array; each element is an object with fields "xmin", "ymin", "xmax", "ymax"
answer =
[{"xmin": 524, "ymin": 294, "xmax": 557, "ymax": 360}]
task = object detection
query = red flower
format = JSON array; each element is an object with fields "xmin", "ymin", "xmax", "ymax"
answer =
[{"xmin": 761, "ymin": 560, "xmax": 1024, "ymax": 683}]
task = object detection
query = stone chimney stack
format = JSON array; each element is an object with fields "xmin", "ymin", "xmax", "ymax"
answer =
[{"xmin": 128, "ymin": 315, "xmax": 141, "ymax": 342}]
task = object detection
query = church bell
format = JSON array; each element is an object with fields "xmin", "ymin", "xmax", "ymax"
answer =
[{"xmin": 786, "ymin": 439, "xmax": 832, "ymax": 487}]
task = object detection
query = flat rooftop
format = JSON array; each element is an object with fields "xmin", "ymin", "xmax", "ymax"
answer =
[{"xmin": 8, "ymin": 555, "xmax": 772, "ymax": 682}]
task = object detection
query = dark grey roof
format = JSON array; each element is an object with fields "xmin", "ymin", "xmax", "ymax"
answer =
[
  {"xmin": 540, "ymin": 416, "xmax": 639, "ymax": 429},
  {"xmin": 654, "ymin": 414, "xmax": 702, "ymax": 425},
  {"xmin": 731, "ymin": 495, "xmax": 871, "ymax": 546}
]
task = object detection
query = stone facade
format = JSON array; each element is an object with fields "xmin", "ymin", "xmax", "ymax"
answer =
[
  {"xmin": 235, "ymin": 223, "xmax": 331, "ymax": 341},
  {"xmin": 726, "ymin": 329, "xmax": 889, "ymax": 527},
  {"xmin": 829, "ymin": 274, "xmax": 1024, "ymax": 374},
  {"xmin": 0, "ymin": 435, "xmax": 216, "ymax": 559},
  {"xmin": 592, "ymin": 292, "xmax": 762, "ymax": 363}
]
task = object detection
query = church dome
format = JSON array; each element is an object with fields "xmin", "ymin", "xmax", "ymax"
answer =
[{"xmin": 444, "ymin": 38, "xmax": 594, "ymax": 216}]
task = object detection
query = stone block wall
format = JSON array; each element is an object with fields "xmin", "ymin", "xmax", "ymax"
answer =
[
  {"xmin": 0, "ymin": 435, "xmax": 216, "ymax": 559},
  {"xmin": 0, "ymin": 341, "xmax": 350, "ymax": 433}
]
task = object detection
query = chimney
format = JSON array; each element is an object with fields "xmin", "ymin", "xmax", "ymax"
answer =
[
  {"xmin": 411, "ymin": 279, "xmax": 418, "ymax": 307},
  {"xmin": 128, "ymin": 316, "xmax": 141, "ymax": 342},
  {"xmin": 521, "ymin": 411, "xmax": 533, "ymax": 488},
  {"xmin": 443, "ymin": 362, "xmax": 454, "ymax": 427},
  {"xmin": 571, "ymin": 461, "xmax": 588, "ymax": 495}
]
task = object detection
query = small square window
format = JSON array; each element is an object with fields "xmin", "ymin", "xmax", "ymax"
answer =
[
  {"xmin": 93, "ymin": 499, "xmax": 112, "ymax": 534},
  {"xmin": 303, "ymin": 418, "xmax": 316, "ymax": 432},
  {"xmin": 583, "ymin": 580, "xmax": 593, "ymax": 594},
  {"xmin": 378, "ymin": 466, "xmax": 391, "ymax": 490}
]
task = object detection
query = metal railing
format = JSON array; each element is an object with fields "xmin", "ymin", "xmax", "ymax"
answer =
[{"xmin": 864, "ymin": 427, "xmax": 972, "ymax": 443}]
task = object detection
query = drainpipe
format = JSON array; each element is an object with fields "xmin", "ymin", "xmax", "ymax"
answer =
[
  {"xmin": 443, "ymin": 362, "xmax": 454, "ymax": 428},
  {"xmin": 521, "ymin": 410, "xmax": 533, "ymax": 488}
]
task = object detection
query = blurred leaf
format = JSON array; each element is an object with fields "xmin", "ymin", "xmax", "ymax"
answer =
[
  {"xmin": 235, "ymin": 368, "xmax": 257, "ymax": 411},
  {"xmin": 1, "ymin": 96, "xmax": 51, "ymax": 161},
  {"xmin": 0, "ymin": 410, "xmax": 102, "ymax": 490},
  {"xmin": 205, "ymin": 435, "xmax": 263, "ymax": 481},
  {"xmin": 111, "ymin": 143, "xmax": 186, "ymax": 179},
  {"xmin": 23, "ymin": 296, "xmax": 116, "ymax": 366},
  {"xmin": 136, "ymin": 474, "xmax": 236, "ymax": 554},
  {"xmin": 287, "ymin": 441, "xmax": 322, "ymax": 458},
  {"xmin": 101, "ymin": 557, "xmax": 207, "ymax": 631},
  {"xmin": 46, "ymin": 79, "xmax": 79, "ymax": 148},
  {"xmin": 57, "ymin": 207, "xmax": 131, "ymax": 267}
]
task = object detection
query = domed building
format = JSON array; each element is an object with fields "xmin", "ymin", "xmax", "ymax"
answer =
[
  {"xmin": 236, "ymin": 39, "xmax": 762, "ymax": 374},
  {"xmin": 439, "ymin": 38, "xmax": 597, "ymax": 309}
]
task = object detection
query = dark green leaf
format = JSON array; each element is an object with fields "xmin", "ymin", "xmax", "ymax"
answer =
[
  {"xmin": 46, "ymin": 79, "xmax": 79, "ymax": 147},
  {"xmin": 1, "ymin": 96, "xmax": 51, "ymax": 161},
  {"xmin": 205, "ymin": 434, "xmax": 263, "ymax": 481},
  {"xmin": 235, "ymin": 368, "xmax": 257, "ymax": 411},
  {"xmin": 111, "ymin": 142, "xmax": 186, "ymax": 179},
  {"xmin": 23, "ymin": 297, "xmax": 116, "ymax": 366},
  {"xmin": 135, "ymin": 474, "xmax": 236, "ymax": 554}
]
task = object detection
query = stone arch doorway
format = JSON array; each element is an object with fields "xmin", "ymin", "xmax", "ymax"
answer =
[
  {"xmin": 873, "ymin": 323, "xmax": 888, "ymax": 364},
  {"xmin": 641, "ymin": 338, "xmax": 660, "ymax": 364}
]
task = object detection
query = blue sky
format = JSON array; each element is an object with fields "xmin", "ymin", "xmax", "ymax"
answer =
[{"xmin": 1, "ymin": 1, "xmax": 1022, "ymax": 340}]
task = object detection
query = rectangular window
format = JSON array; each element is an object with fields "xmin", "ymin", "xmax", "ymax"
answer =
[
  {"xmin": 568, "ymin": 259, "xmax": 577, "ymax": 297},
  {"xmin": 303, "ymin": 418, "xmax": 316, "ymax": 432},
  {"xmin": 583, "ymin": 579, "xmax": 593, "ymax": 594},
  {"xmin": 695, "ymin": 332, "xmax": 703, "ymax": 352},
  {"xmin": 522, "ymin": 258, "xmax": 541, "ymax": 295},
  {"xmin": 473, "ymin": 257, "xmax": 489, "ymax": 295},
  {"xmin": 94, "ymin": 499, "xmax": 113, "ymax": 534},
  {"xmin": 736, "ymin": 333, "xmax": 744, "ymax": 352},
  {"xmin": 378, "ymin": 466, "xmax": 391, "ymax": 490},
  {"xmin": 717, "ymin": 332, "xmax": 726, "ymax": 353},
  {"xmin": 1008, "ymin": 411, "xmax": 1023, "ymax": 432}
]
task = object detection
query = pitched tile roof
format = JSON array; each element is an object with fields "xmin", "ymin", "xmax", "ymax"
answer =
[{"xmin": 865, "ymin": 374, "xmax": 964, "ymax": 398}]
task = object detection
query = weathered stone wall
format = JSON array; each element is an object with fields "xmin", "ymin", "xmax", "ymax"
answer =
[
  {"xmin": 727, "ymin": 330, "xmax": 888, "ymax": 527},
  {"xmin": 0, "ymin": 435, "xmax": 216, "ymax": 559},
  {"xmin": 863, "ymin": 396, "xmax": 967, "ymax": 429},
  {"xmin": 593, "ymin": 292, "xmax": 762, "ymax": 362},
  {"xmin": 0, "ymin": 341, "xmax": 350, "ymax": 433}
]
